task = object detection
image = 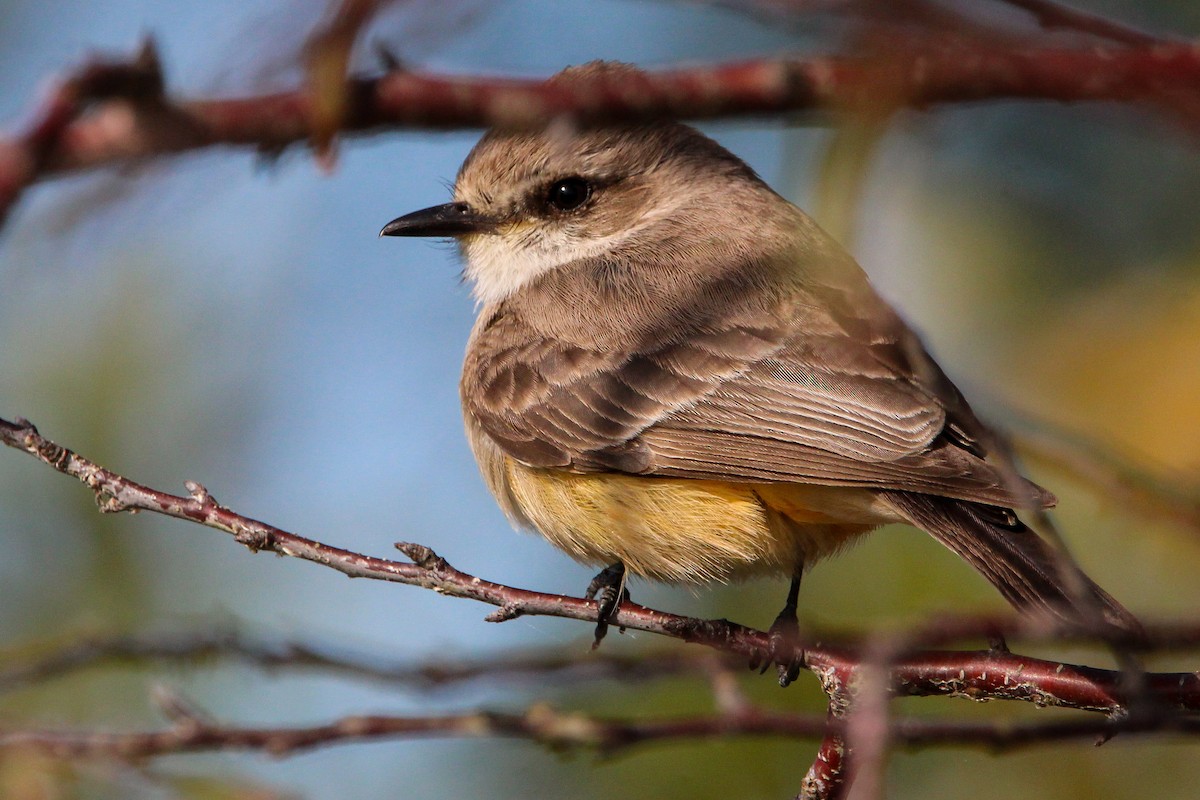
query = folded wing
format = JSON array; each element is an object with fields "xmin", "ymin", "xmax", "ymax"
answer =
[{"xmin": 463, "ymin": 256, "xmax": 1051, "ymax": 510}]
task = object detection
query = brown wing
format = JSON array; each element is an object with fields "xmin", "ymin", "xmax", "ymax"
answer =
[
  {"xmin": 464, "ymin": 314, "xmax": 784, "ymax": 472},
  {"xmin": 462, "ymin": 254, "xmax": 1051, "ymax": 509}
]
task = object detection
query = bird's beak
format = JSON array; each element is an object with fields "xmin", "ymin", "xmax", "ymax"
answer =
[{"xmin": 379, "ymin": 202, "xmax": 492, "ymax": 238}]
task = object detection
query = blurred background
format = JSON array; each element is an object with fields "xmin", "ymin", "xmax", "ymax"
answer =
[{"xmin": 1, "ymin": 0, "xmax": 1199, "ymax": 797}]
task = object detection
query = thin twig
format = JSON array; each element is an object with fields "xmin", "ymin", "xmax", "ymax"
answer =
[
  {"xmin": 996, "ymin": 0, "xmax": 1165, "ymax": 45},
  {"xmin": 0, "ymin": 628, "xmax": 730, "ymax": 695},
  {"xmin": 1012, "ymin": 425, "xmax": 1200, "ymax": 535},
  {"xmin": 0, "ymin": 415, "xmax": 764, "ymax": 659},
  {"xmin": 3, "ymin": 702, "xmax": 1196, "ymax": 762}
]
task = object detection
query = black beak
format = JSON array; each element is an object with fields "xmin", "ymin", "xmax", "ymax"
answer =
[{"xmin": 379, "ymin": 202, "xmax": 491, "ymax": 238}]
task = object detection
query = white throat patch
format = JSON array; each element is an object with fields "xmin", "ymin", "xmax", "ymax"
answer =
[
  {"xmin": 461, "ymin": 195, "xmax": 686, "ymax": 306},
  {"xmin": 462, "ymin": 228, "xmax": 624, "ymax": 306}
]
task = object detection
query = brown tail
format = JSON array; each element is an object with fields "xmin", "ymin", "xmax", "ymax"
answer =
[{"xmin": 878, "ymin": 490, "xmax": 1143, "ymax": 638}]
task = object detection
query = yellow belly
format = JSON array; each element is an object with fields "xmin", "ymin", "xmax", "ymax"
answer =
[{"xmin": 490, "ymin": 452, "xmax": 897, "ymax": 584}]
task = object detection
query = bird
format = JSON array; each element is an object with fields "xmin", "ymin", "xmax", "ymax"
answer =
[{"xmin": 380, "ymin": 61, "xmax": 1141, "ymax": 684}]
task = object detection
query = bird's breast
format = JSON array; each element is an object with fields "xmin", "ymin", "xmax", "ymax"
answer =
[{"xmin": 463, "ymin": 411, "xmax": 883, "ymax": 583}]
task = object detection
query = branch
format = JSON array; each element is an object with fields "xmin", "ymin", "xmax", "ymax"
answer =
[
  {"xmin": 3, "ymin": 698, "xmax": 1198, "ymax": 762},
  {"xmin": 304, "ymin": 0, "xmax": 391, "ymax": 162},
  {"xmin": 3, "ymin": 40, "xmax": 1199, "ymax": 232},
  {"xmin": 801, "ymin": 724, "xmax": 850, "ymax": 800},
  {"xmin": 72, "ymin": 44, "xmax": 1200, "ymax": 148},
  {"xmin": 0, "ymin": 416, "xmax": 742, "ymax": 654},
  {"xmin": 2, "ymin": 414, "xmax": 1193, "ymax": 661},
  {"xmin": 12, "ymin": 627, "xmax": 1198, "ymax": 715},
  {"xmin": 4, "ymin": 414, "xmax": 1200, "ymax": 678},
  {"xmin": 0, "ymin": 628, "xmax": 732, "ymax": 695},
  {"xmin": 5, "ymin": 414, "xmax": 1200, "ymax": 799},
  {"xmin": 996, "ymin": 0, "xmax": 1165, "ymax": 45},
  {"xmin": 1012, "ymin": 424, "xmax": 1200, "ymax": 536},
  {"xmin": 0, "ymin": 38, "xmax": 167, "ymax": 230}
]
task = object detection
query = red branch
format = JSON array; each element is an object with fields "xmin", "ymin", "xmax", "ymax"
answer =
[
  {"xmin": 0, "ymin": 39, "xmax": 165, "ymax": 228},
  {"xmin": 801, "ymin": 718, "xmax": 851, "ymax": 799},
  {"xmin": 356, "ymin": 44, "xmax": 1200, "ymax": 127},
  {"xmin": 0, "ymin": 41, "xmax": 1196, "ymax": 231}
]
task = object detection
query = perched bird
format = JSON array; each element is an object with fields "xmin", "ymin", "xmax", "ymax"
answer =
[{"xmin": 381, "ymin": 62, "xmax": 1140, "ymax": 683}]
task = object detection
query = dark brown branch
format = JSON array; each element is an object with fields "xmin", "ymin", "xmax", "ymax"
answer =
[
  {"xmin": 3, "ymin": 701, "xmax": 1198, "ymax": 763},
  {"xmin": 1012, "ymin": 425, "xmax": 1200, "ymax": 536},
  {"xmin": 0, "ymin": 628, "xmax": 730, "ymax": 695},
  {"xmin": 996, "ymin": 0, "xmax": 1164, "ymax": 45}
]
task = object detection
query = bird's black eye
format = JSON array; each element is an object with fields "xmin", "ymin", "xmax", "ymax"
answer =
[{"xmin": 546, "ymin": 177, "xmax": 591, "ymax": 211}]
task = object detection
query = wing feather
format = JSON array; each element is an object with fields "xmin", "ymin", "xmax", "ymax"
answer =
[{"xmin": 461, "ymin": 255, "xmax": 1051, "ymax": 509}]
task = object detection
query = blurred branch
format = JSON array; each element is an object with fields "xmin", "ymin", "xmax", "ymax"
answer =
[
  {"xmin": 0, "ymin": 628, "xmax": 732, "ymax": 695},
  {"xmin": 2, "ymin": 694, "xmax": 1198, "ymax": 763},
  {"xmin": 995, "ymin": 0, "xmax": 1164, "ymax": 45},
  {"xmin": 838, "ymin": 639, "xmax": 894, "ymax": 800},
  {"xmin": 305, "ymin": 0, "xmax": 392, "ymax": 163},
  {"xmin": 4, "ymin": 414, "xmax": 1200, "ymax": 798},
  {"xmin": 694, "ymin": 0, "xmax": 1162, "ymax": 45},
  {"xmin": 0, "ymin": 38, "xmax": 167, "ymax": 230},
  {"xmin": 2, "ymin": 37, "xmax": 1199, "ymax": 232},
  {"xmin": 1011, "ymin": 425, "xmax": 1200, "ymax": 535}
]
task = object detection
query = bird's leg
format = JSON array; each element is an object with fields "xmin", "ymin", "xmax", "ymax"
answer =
[
  {"xmin": 750, "ymin": 571, "xmax": 805, "ymax": 687},
  {"xmin": 585, "ymin": 561, "xmax": 630, "ymax": 650}
]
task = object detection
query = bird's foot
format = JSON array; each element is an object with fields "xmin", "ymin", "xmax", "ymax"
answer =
[
  {"xmin": 585, "ymin": 562, "xmax": 630, "ymax": 650},
  {"xmin": 749, "ymin": 604, "xmax": 805, "ymax": 687}
]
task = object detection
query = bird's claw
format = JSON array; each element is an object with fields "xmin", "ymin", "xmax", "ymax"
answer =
[
  {"xmin": 749, "ymin": 605, "xmax": 804, "ymax": 687},
  {"xmin": 585, "ymin": 562, "xmax": 630, "ymax": 649}
]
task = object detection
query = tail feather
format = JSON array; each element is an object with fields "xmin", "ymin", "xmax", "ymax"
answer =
[{"xmin": 878, "ymin": 490, "xmax": 1143, "ymax": 638}]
